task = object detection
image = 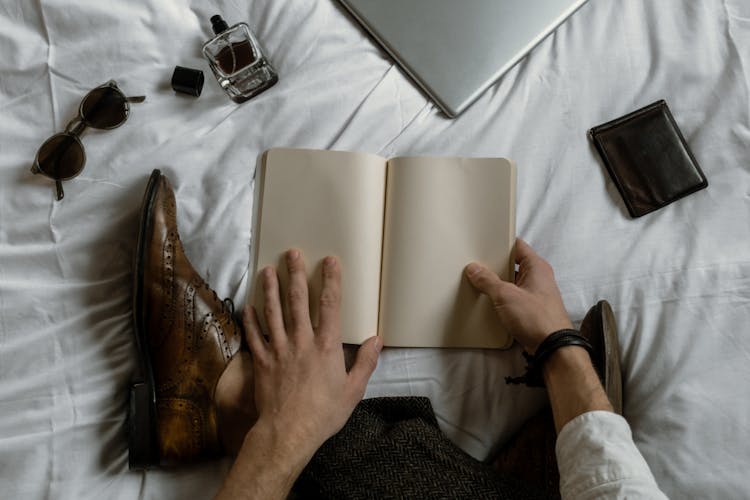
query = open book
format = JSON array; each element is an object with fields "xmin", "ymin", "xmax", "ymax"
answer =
[{"xmin": 249, "ymin": 148, "xmax": 516, "ymax": 349}]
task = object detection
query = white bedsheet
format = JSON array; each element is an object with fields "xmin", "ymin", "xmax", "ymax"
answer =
[{"xmin": 1, "ymin": 0, "xmax": 749, "ymax": 498}]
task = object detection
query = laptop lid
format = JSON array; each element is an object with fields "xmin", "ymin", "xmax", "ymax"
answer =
[{"xmin": 338, "ymin": 0, "xmax": 590, "ymax": 117}]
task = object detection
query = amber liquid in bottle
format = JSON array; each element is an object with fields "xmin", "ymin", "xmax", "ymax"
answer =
[
  {"xmin": 216, "ymin": 40, "xmax": 257, "ymax": 74},
  {"xmin": 202, "ymin": 16, "xmax": 278, "ymax": 103}
]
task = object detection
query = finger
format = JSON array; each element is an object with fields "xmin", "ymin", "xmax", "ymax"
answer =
[
  {"xmin": 514, "ymin": 238, "xmax": 535, "ymax": 259},
  {"xmin": 242, "ymin": 306, "xmax": 270, "ymax": 362},
  {"xmin": 465, "ymin": 262, "xmax": 515, "ymax": 303},
  {"xmin": 318, "ymin": 256, "xmax": 342, "ymax": 338},
  {"xmin": 515, "ymin": 238, "xmax": 544, "ymax": 269},
  {"xmin": 347, "ymin": 336, "xmax": 382, "ymax": 401},
  {"xmin": 514, "ymin": 238, "xmax": 555, "ymax": 284},
  {"xmin": 285, "ymin": 249, "xmax": 312, "ymax": 334},
  {"xmin": 261, "ymin": 266, "xmax": 287, "ymax": 349}
]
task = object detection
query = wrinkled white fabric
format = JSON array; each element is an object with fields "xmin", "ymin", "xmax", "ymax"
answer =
[
  {"xmin": 0, "ymin": 0, "xmax": 749, "ymax": 498},
  {"xmin": 557, "ymin": 411, "xmax": 668, "ymax": 499}
]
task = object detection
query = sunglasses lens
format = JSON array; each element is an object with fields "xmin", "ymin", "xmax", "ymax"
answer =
[
  {"xmin": 81, "ymin": 86, "xmax": 127, "ymax": 128},
  {"xmin": 35, "ymin": 134, "xmax": 85, "ymax": 179}
]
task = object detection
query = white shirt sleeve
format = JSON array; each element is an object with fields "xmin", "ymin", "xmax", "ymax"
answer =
[{"xmin": 556, "ymin": 411, "xmax": 669, "ymax": 500}]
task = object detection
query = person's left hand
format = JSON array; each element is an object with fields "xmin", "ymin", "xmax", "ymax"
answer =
[{"xmin": 243, "ymin": 249, "xmax": 382, "ymax": 455}]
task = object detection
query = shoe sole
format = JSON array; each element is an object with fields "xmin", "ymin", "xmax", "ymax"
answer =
[
  {"xmin": 128, "ymin": 169, "xmax": 162, "ymax": 470},
  {"xmin": 598, "ymin": 300, "xmax": 623, "ymax": 414}
]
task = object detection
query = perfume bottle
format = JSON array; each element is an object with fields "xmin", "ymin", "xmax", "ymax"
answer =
[{"xmin": 202, "ymin": 15, "xmax": 278, "ymax": 103}]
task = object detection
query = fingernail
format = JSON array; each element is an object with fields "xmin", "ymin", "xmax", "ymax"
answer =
[
  {"xmin": 465, "ymin": 263, "xmax": 480, "ymax": 276},
  {"xmin": 287, "ymin": 249, "xmax": 300, "ymax": 263},
  {"xmin": 373, "ymin": 335, "xmax": 383, "ymax": 352},
  {"xmin": 263, "ymin": 267, "xmax": 275, "ymax": 278},
  {"xmin": 324, "ymin": 256, "xmax": 337, "ymax": 269}
]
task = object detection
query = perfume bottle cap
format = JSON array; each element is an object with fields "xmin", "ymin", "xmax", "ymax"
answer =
[
  {"xmin": 171, "ymin": 66, "xmax": 204, "ymax": 97},
  {"xmin": 211, "ymin": 15, "xmax": 230, "ymax": 35}
]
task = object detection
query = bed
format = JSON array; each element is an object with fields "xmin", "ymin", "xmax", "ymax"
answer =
[{"xmin": 1, "ymin": 0, "xmax": 748, "ymax": 498}]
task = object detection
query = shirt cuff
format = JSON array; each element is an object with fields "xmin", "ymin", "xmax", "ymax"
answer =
[{"xmin": 556, "ymin": 411, "xmax": 667, "ymax": 500}]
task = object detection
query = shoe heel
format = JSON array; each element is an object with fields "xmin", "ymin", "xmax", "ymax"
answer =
[{"xmin": 128, "ymin": 382, "xmax": 159, "ymax": 470}]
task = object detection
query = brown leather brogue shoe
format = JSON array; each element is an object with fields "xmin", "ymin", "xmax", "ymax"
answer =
[{"xmin": 129, "ymin": 169, "xmax": 242, "ymax": 469}]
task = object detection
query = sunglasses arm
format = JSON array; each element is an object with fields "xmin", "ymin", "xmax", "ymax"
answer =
[
  {"xmin": 55, "ymin": 180, "xmax": 65, "ymax": 201},
  {"xmin": 126, "ymin": 96, "xmax": 146, "ymax": 103}
]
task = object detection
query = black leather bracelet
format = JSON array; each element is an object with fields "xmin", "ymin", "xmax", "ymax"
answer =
[{"xmin": 505, "ymin": 329, "xmax": 593, "ymax": 388}]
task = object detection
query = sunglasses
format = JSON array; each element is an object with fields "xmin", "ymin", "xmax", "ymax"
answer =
[{"xmin": 31, "ymin": 80, "xmax": 145, "ymax": 200}]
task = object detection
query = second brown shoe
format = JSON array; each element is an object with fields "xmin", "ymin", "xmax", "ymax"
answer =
[
  {"xmin": 579, "ymin": 300, "xmax": 623, "ymax": 414},
  {"xmin": 129, "ymin": 170, "xmax": 243, "ymax": 469}
]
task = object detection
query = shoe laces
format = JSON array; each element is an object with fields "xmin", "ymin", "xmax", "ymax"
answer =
[
  {"xmin": 223, "ymin": 297, "xmax": 235, "ymax": 315},
  {"xmin": 205, "ymin": 283, "xmax": 235, "ymax": 315}
]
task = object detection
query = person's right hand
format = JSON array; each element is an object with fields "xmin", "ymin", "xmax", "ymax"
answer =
[{"xmin": 465, "ymin": 238, "xmax": 573, "ymax": 354}]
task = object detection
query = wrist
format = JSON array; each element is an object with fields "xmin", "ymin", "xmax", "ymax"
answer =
[
  {"xmin": 542, "ymin": 346, "xmax": 613, "ymax": 432},
  {"xmin": 525, "ymin": 320, "xmax": 575, "ymax": 354},
  {"xmin": 542, "ymin": 344, "xmax": 592, "ymax": 382},
  {"xmin": 216, "ymin": 418, "xmax": 320, "ymax": 500},
  {"xmin": 246, "ymin": 416, "xmax": 322, "ymax": 464},
  {"xmin": 507, "ymin": 329, "xmax": 591, "ymax": 387}
]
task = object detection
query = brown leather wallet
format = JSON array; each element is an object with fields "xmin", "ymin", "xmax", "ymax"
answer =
[{"xmin": 589, "ymin": 100, "xmax": 708, "ymax": 218}]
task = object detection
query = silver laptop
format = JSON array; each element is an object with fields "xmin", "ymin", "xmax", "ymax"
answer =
[{"xmin": 338, "ymin": 0, "xmax": 590, "ymax": 117}]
